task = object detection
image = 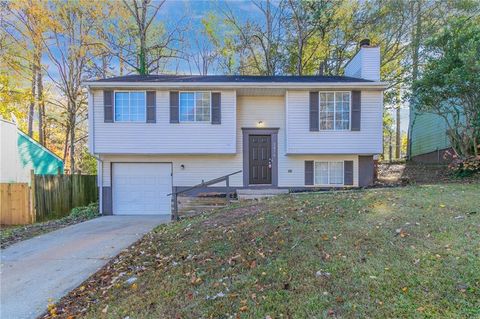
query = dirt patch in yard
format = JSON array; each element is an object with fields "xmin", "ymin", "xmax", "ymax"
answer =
[
  {"xmin": 376, "ymin": 162, "xmax": 479, "ymax": 186},
  {"xmin": 202, "ymin": 202, "xmax": 267, "ymax": 228}
]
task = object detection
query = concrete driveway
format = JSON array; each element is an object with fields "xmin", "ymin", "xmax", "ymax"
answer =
[{"xmin": 0, "ymin": 215, "xmax": 170, "ymax": 319}]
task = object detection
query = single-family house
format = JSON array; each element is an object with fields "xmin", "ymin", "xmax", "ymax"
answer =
[
  {"xmin": 0, "ymin": 118, "xmax": 64, "ymax": 183},
  {"xmin": 85, "ymin": 40, "xmax": 386, "ymax": 216}
]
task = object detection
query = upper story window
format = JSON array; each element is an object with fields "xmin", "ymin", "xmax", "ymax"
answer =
[
  {"xmin": 115, "ymin": 91, "xmax": 146, "ymax": 122},
  {"xmin": 180, "ymin": 92, "xmax": 211, "ymax": 122},
  {"xmin": 319, "ymin": 92, "xmax": 350, "ymax": 130},
  {"xmin": 315, "ymin": 161, "xmax": 344, "ymax": 185}
]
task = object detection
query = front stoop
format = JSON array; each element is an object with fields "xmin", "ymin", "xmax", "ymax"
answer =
[{"xmin": 237, "ymin": 188, "xmax": 289, "ymax": 200}]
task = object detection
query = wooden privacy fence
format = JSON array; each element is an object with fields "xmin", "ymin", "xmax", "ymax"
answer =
[
  {"xmin": 0, "ymin": 173, "xmax": 98, "ymax": 225},
  {"xmin": 0, "ymin": 183, "xmax": 35, "ymax": 225},
  {"xmin": 34, "ymin": 174, "xmax": 98, "ymax": 221}
]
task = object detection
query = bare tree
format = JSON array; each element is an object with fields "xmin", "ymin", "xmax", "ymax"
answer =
[
  {"xmin": 43, "ymin": 1, "xmax": 98, "ymax": 173},
  {"xmin": 101, "ymin": 0, "xmax": 186, "ymax": 75},
  {"xmin": 223, "ymin": 0, "xmax": 285, "ymax": 75},
  {"xmin": 3, "ymin": 0, "xmax": 50, "ymax": 140},
  {"xmin": 189, "ymin": 36, "xmax": 218, "ymax": 75}
]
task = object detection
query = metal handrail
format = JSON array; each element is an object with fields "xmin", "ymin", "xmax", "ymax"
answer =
[{"xmin": 169, "ymin": 170, "xmax": 242, "ymax": 220}]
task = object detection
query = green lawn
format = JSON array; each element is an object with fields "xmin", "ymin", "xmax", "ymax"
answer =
[{"xmin": 48, "ymin": 184, "xmax": 480, "ymax": 318}]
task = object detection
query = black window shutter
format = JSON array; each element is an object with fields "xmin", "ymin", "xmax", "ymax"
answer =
[
  {"xmin": 344, "ymin": 160, "xmax": 354, "ymax": 185},
  {"xmin": 104, "ymin": 90, "xmax": 113, "ymax": 123},
  {"xmin": 351, "ymin": 91, "xmax": 361, "ymax": 131},
  {"xmin": 211, "ymin": 92, "xmax": 221, "ymax": 124},
  {"xmin": 170, "ymin": 91, "xmax": 179, "ymax": 123},
  {"xmin": 146, "ymin": 91, "xmax": 156, "ymax": 123},
  {"xmin": 305, "ymin": 161, "xmax": 314, "ymax": 185},
  {"xmin": 309, "ymin": 92, "xmax": 319, "ymax": 131}
]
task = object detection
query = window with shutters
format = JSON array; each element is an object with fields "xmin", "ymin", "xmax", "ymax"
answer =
[
  {"xmin": 314, "ymin": 161, "xmax": 344, "ymax": 185},
  {"xmin": 114, "ymin": 91, "xmax": 146, "ymax": 122},
  {"xmin": 319, "ymin": 92, "xmax": 350, "ymax": 130},
  {"xmin": 179, "ymin": 92, "xmax": 211, "ymax": 122}
]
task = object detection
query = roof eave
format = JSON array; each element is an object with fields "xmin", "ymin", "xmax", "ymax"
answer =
[{"xmin": 84, "ymin": 81, "xmax": 388, "ymax": 90}]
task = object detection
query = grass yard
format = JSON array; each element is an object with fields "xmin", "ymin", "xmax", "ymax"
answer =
[{"xmin": 45, "ymin": 184, "xmax": 480, "ymax": 318}]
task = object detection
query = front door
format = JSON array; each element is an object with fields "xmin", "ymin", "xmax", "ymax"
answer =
[{"xmin": 249, "ymin": 135, "xmax": 272, "ymax": 184}]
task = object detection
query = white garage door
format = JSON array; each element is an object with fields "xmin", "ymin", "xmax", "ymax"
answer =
[{"xmin": 112, "ymin": 163, "xmax": 172, "ymax": 215}]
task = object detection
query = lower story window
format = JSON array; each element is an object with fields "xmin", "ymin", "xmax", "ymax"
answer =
[{"xmin": 315, "ymin": 161, "xmax": 344, "ymax": 185}]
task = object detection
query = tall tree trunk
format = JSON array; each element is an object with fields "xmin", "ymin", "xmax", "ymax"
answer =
[
  {"xmin": 28, "ymin": 62, "xmax": 37, "ymax": 137},
  {"xmin": 395, "ymin": 106, "xmax": 401, "ymax": 159},
  {"xmin": 138, "ymin": 1, "xmax": 148, "ymax": 75},
  {"xmin": 63, "ymin": 128, "xmax": 69, "ymax": 161},
  {"xmin": 407, "ymin": 0, "xmax": 422, "ymax": 159},
  {"xmin": 37, "ymin": 63, "xmax": 45, "ymax": 146},
  {"xmin": 69, "ymin": 104, "xmax": 76, "ymax": 174},
  {"xmin": 119, "ymin": 48, "xmax": 124, "ymax": 76},
  {"xmin": 389, "ymin": 133, "xmax": 393, "ymax": 163},
  {"xmin": 102, "ymin": 54, "xmax": 107, "ymax": 78},
  {"xmin": 395, "ymin": 88, "xmax": 401, "ymax": 159}
]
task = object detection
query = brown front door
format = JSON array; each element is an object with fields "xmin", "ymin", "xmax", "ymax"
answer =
[{"xmin": 249, "ymin": 135, "xmax": 272, "ymax": 184}]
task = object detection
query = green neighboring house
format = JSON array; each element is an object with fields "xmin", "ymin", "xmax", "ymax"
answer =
[
  {"xmin": 0, "ymin": 118, "xmax": 64, "ymax": 183},
  {"xmin": 409, "ymin": 112, "xmax": 452, "ymax": 163}
]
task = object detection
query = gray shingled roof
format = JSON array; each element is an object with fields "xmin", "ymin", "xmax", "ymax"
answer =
[{"xmin": 91, "ymin": 74, "xmax": 373, "ymax": 83}]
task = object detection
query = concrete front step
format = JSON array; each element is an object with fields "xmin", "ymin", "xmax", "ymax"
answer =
[{"xmin": 237, "ymin": 188, "xmax": 289, "ymax": 200}]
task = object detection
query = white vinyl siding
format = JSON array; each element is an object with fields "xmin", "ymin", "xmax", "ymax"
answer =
[
  {"xmin": 315, "ymin": 161, "xmax": 343, "ymax": 185},
  {"xmin": 92, "ymin": 89, "xmax": 236, "ymax": 154},
  {"xmin": 114, "ymin": 91, "xmax": 146, "ymax": 122},
  {"xmin": 286, "ymin": 90, "xmax": 383, "ymax": 154},
  {"xmin": 345, "ymin": 47, "xmax": 380, "ymax": 81},
  {"xmin": 179, "ymin": 92, "xmax": 211, "ymax": 122},
  {"xmin": 319, "ymin": 92, "xmax": 350, "ymax": 130},
  {"xmin": 98, "ymin": 95, "xmax": 360, "ymax": 188}
]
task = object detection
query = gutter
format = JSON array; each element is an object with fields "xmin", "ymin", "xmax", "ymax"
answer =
[{"xmin": 84, "ymin": 81, "xmax": 388, "ymax": 90}]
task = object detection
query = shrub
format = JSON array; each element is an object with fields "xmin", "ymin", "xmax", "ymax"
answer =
[
  {"xmin": 69, "ymin": 202, "xmax": 99, "ymax": 220},
  {"xmin": 448, "ymin": 156, "xmax": 480, "ymax": 177}
]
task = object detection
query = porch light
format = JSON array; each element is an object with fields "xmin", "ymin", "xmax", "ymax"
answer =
[{"xmin": 257, "ymin": 120, "xmax": 264, "ymax": 127}]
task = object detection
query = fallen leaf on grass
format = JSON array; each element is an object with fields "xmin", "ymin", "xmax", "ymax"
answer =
[
  {"xmin": 395, "ymin": 228, "xmax": 409, "ymax": 238},
  {"xmin": 239, "ymin": 305, "xmax": 248, "ymax": 312}
]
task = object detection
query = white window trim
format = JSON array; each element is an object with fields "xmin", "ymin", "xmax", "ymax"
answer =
[
  {"xmin": 113, "ymin": 90, "xmax": 147, "ymax": 123},
  {"xmin": 179, "ymin": 91, "xmax": 212, "ymax": 123},
  {"xmin": 314, "ymin": 161, "xmax": 345, "ymax": 186},
  {"xmin": 319, "ymin": 91, "xmax": 351, "ymax": 131}
]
